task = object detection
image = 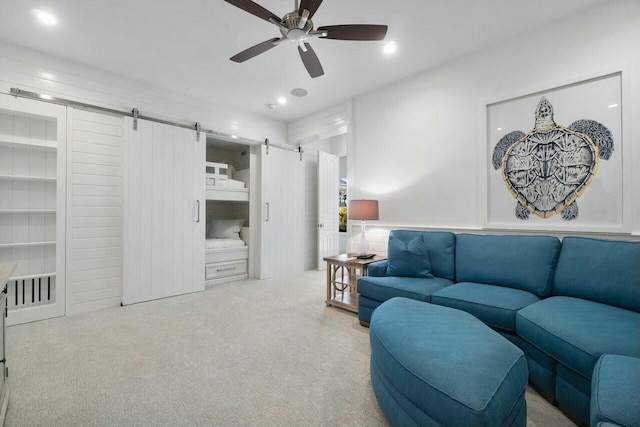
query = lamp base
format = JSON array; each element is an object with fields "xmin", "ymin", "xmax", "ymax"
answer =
[{"xmin": 356, "ymin": 253, "xmax": 375, "ymax": 259}]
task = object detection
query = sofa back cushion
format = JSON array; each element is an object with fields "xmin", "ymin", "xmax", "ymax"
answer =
[
  {"xmin": 456, "ymin": 234, "xmax": 561, "ymax": 297},
  {"xmin": 553, "ymin": 237, "xmax": 640, "ymax": 312},
  {"xmin": 387, "ymin": 233, "xmax": 433, "ymax": 278},
  {"xmin": 387, "ymin": 230, "xmax": 456, "ymax": 281}
]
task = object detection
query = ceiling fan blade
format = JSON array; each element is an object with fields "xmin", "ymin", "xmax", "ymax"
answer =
[
  {"xmin": 224, "ymin": 0, "xmax": 280, "ymax": 22},
  {"xmin": 298, "ymin": 43, "xmax": 324, "ymax": 78},
  {"xmin": 298, "ymin": 0, "xmax": 323, "ymax": 19},
  {"xmin": 318, "ymin": 24, "xmax": 388, "ymax": 41},
  {"xmin": 230, "ymin": 38, "xmax": 280, "ymax": 63}
]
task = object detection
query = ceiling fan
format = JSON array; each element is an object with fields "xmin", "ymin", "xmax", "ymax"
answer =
[{"xmin": 224, "ymin": 0, "xmax": 388, "ymax": 78}]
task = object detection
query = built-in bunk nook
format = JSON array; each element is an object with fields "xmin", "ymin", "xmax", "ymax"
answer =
[{"xmin": 205, "ymin": 136, "xmax": 251, "ymax": 285}]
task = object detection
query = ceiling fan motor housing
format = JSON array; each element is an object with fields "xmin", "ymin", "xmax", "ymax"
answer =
[{"xmin": 281, "ymin": 11, "xmax": 314, "ymax": 36}]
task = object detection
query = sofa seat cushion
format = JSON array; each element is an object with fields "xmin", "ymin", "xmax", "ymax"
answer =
[
  {"xmin": 370, "ymin": 298, "xmax": 528, "ymax": 427},
  {"xmin": 357, "ymin": 275, "xmax": 453, "ymax": 303},
  {"xmin": 591, "ymin": 355, "xmax": 640, "ymax": 427},
  {"xmin": 516, "ymin": 297, "xmax": 640, "ymax": 379},
  {"xmin": 432, "ymin": 283, "xmax": 540, "ymax": 332}
]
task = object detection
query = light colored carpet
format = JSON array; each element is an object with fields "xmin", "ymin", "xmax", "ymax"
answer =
[{"xmin": 5, "ymin": 270, "xmax": 575, "ymax": 427}]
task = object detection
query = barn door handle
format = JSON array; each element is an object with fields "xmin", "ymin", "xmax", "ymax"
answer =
[
  {"xmin": 265, "ymin": 203, "xmax": 270, "ymax": 222},
  {"xmin": 196, "ymin": 200, "xmax": 200, "ymax": 223}
]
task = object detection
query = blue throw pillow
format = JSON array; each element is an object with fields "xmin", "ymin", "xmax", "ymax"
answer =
[{"xmin": 387, "ymin": 234, "xmax": 433, "ymax": 278}]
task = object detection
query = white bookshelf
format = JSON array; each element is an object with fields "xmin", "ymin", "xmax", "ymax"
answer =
[
  {"xmin": 0, "ymin": 96, "xmax": 66, "ymax": 324},
  {"xmin": 0, "ymin": 174, "xmax": 56, "ymax": 182}
]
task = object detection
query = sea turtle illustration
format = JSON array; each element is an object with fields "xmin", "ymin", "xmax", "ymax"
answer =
[{"xmin": 492, "ymin": 97, "xmax": 614, "ymax": 221}]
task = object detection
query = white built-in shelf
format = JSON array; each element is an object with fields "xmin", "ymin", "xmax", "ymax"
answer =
[
  {"xmin": 0, "ymin": 139, "xmax": 57, "ymax": 152},
  {"xmin": 0, "ymin": 174, "xmax": 56, "ymax": 182},
  {"xmin": 0, "ymin": 209, "xmax": 56, "ymax": 214},
  {"xmin": 10, "ymin": 272, "xmax": 56, "ymax": 281},
  {"xmin": 0, "ymin": 241, "xmax": 56, "ymax": 248}
]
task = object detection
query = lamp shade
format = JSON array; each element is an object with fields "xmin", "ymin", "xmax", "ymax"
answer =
[{"xmin": 348, "ymin": 199, "xmax": 379, "ymax": 221}]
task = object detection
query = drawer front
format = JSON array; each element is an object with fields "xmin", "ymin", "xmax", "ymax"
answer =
[
  {"xmin": 205, "ymin": 247, "xmax": 248, "ymax": 264},
  {"xmin": 205, "ymin": 260, "xmax": 247, "ymax": 279}
]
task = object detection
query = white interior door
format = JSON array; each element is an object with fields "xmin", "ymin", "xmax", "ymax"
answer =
[
  {"xmin": 0, "ymin": 94, "xmax": 66, "ymax": 326},
  {"xmin": 258, "ymin": 144, "xmax": 304, "ymax": 279},
  {"xmin": 317, "ymin": 151, "xmax": 339, "ymax": 270},
  {"xmin": 123, "ymin": 118, "xmax": 204, "ymax": 305}
]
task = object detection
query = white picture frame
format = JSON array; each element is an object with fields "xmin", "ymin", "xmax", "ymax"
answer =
[{"xmin": 482, "ymin": 71, "xmax": 630, "ymax": 233}]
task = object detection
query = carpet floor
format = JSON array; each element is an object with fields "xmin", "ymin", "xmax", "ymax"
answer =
[{"xmin": 5, "ymin": 270, "xmax": 575, "ymax": 426}]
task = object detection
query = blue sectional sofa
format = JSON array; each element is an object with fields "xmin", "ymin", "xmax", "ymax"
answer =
[{"xmin": 358, "ymin": 230, "xmax": 640, "ymax": 427}]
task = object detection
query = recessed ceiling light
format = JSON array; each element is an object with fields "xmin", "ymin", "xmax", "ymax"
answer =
[
  {"xmin": 497, "ymin": 127, "xmax": 502, "ymax": 131},
  {"xmin": 608, "ymin": 103, "xmax": 618, "ymax": 109},
  {"xmin": 266, "ymin": 104, "xmax": 276, "ymax": 110},
  {"xmin": 291, "ymin": 88, "xmax": 308, "ymax": 97},
  {"xmin": 231, "ymin": 135, "xmax": 238, "ymax": 139},
  {"xmin": 277, "ymin": 96, "xmax": 287, "ymax": 105},
  {"xmin": 383, "ymin": 41, "xmax": 397, "ymax": 55},
  {"xmin": 39, "ymin": 94, "xmax": 53, "ymax": 100},
  {"xmin": 33, "ymin": 9, "xmax": 57, "ymax": 26}
]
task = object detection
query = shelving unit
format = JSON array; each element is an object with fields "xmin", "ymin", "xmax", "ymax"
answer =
[
  {"xmin": 0, "ymin": 95, "xmax": 66, "ymax": 325},
  {"xmin": 0, "ymin": 174, "xmax": 56, "ymax": 182},
  {"xmin": 205, "ymin": 137, "xmax": 252, "ymax": 286}
]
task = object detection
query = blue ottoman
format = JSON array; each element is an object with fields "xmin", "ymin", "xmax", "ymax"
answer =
[
  {"xmin": 591, "ymin": 354, "xmax": 640, "ymax": 427},
  {"xmin": 370, "ymin": 298, "xmax": 528, "ymax": 427}
]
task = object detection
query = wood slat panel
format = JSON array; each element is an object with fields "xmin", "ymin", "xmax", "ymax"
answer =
[
  {"xmin": 71, "ymin": 173, "xmax": 121, "ymax": 187},
  {"xmin": 71, "ymin": 236, "xmax": 121, "ymax": 250},
  {"xmin": 69, "ymin": 276, "xmax": 121, "ymax": 293},
  {"xmin": 71, "ymin": 227, "xmax": 121, "ymax": 239},
  {"xmin": 72, "ymin": 184, "xmax": 121, "ymax": 197},
  {"xmin": 67, "ymin": 109, "xmax": 123, "ymax": 315},
  {"xmin": 69, "ymin": 266, "xmax": 120, "ymax": 283},
  {"xmin": 71, "ymin": 216, "xmax": 121, "ymax": 228},
  {"xmin": 72, "ymin": 141, "xmax": 122, "ymax": 157},
  {"xmin": 71, "ymin": 130, "xmax": 122, "ymax": 147},
  {"xmin": 72, "ymin": 163, "xmax": 121, "ymax": 177},
  {"xmin": 72, "ymin": 118, "xmax": 122, "ymax": 136},
  {"xmin": 70, "ymin": 286, "xmax": 121, "ymax": 305},
  {"xmin": 72, "ymin": 151, "xmax": 122, "ymax": 167},
  {"xmin": 71, "ymin": 256, "xmax": 121, "ymax": 272},
  {"xmin": 71, "ymin": 246, "xmax": 121, "ymax": 261}
]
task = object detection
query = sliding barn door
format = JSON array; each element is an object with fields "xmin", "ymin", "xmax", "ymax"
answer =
[
  {"xmin": 258, "ymin": 145, "xmax": 304, "ymax": 279},
  {"xmin": 123, "ymin": 118, "xmax": 204, "ymax": 305},
  {"xmin": 317, "ymin": 151, "xmax": 339, "ymax": 270}
]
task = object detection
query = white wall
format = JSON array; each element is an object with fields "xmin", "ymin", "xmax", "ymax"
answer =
[
  {"xmin": 350, "ymin": 1, "xmax": 640, "ymax": 239},
  {"xmin": 0, "ymin": 41, "xmax": 287, "ymax": 143}
]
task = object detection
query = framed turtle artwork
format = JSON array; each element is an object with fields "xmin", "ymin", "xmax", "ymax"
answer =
[{"xmin": 484, "ymin": 71, "xmax": 629, "ymax": 233}]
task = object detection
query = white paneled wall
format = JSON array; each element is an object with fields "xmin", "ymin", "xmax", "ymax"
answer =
[{"xmin": 67, "ymin": 109, "xmax": 123, "ymax": 314}]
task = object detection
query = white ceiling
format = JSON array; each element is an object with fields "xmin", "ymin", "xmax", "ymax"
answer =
[{"xmin": 0, "ymin": 0, "xmax": 610, "ymax": 123}]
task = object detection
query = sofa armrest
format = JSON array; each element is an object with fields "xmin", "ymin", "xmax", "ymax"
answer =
[{"xmin": 367, "ymin": 260, "xmax": 388, "ymax": 277}]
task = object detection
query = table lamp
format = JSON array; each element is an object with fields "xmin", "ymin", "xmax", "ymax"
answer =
[{"xmin": 348, "ymin": 199, "xmax": 379, "ymax": 259}]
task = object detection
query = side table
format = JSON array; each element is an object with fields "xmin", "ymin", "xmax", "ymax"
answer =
[{"xmin": 323, "ymin": 254, "xmax": 386, "ymax": 313}]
